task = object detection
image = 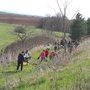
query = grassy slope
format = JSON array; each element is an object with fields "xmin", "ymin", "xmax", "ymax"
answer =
[
  {"xmin": 0, "ymin": 23, "xmax": 63, "ymax": 51},
  {"xmin": 0, "ymin": 39, "xmax": 90, "ymax": 90},
  {"xmin": 0, "ymin": 23, "xmax": 17, "ymax": 49},
  {"xmin": 0, "ymin": 23, "xmax": 42, "ymax": 50},
  {"xmin": 0, "ymin": 23, "xmax": 90, "ymax": 90}
]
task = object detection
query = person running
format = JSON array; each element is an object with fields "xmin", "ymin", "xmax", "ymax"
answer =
[
  {"xmin": 46, "ymin": 44, "xmax": 51, "ymax": 50},
  {"xmin": 49, "ymin": 49, "xmax": 58, "ymax": 60},
  {"xmin": 45, "ymin": 48, "xmax": 49, "ymax": 58},
  {"xmin": 74, "ymin": 41, "xmax": 79, "ymax": 48},
  {"xmin": 54, "ymin": 41, "xmax": 57, "ymax": 50},
  {"xmin": 17, "ymin": 51, "xmax": 24, "ymax": 71},
  {"xmin": 60, "ymin": 38, "xmax": 67, "ymax": 48},
  {"xmin": 37, "ymin": 50, "xmax": 46, "ymax": 62},
  {"xmin": 68, "ymin": 41, "xmax": 73, "ymax": 53}
]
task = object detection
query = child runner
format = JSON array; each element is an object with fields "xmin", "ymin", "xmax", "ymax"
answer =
[{"xmin": 38, "ymin": 50, "xmax": 46, "ymax": 62}]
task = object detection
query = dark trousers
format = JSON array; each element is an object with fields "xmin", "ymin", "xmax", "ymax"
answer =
[{"xmin": 17, "ymin": 61, "xmax": 23, "ymax": 71}]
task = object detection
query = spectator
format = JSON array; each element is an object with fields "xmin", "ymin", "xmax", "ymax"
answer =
[{"xmin": 17, "ymin": 51, "xmax": 24, "ymax": 71}]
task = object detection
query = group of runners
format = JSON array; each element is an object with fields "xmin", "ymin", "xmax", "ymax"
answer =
[
  {"xmin": 54, "ymin": 38, "xmax": 79, "ymax": 54},
  {"xmin": 16, "ymin": 45, "xmax": 59, "ymax": 71},
  {"xmin": 37, "ymin": 46, "xmax": 58, "ymax": 61},
  {"xmin": 16, "ymin": 38, "xmax": 79, "ymax": 71}
]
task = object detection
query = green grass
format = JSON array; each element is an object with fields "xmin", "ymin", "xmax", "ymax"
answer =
[
  {"xmin": 0, "ymin": 41, "xmax": 90, "ymax": 90},
  {"xmin": 0, "ymin": 23, "xmax": 43, "ymax": 50},
  {"xmin": 11, "ymin": 58, "xmax": 90, "ymax": 90},
  {"xmin": 0, "ymin": 23, "xmax": 90, "ymax": 90},
  {"xmin": 0, "ymin": 23, "xmax": 17, "ymax": 49},
  {"xmin": 53, "ymin": 31, "xmax": 69, "ymax": 38},
  {"xmin": 0, "ymin": 23, "xmax": 64, "ymax": 51}
]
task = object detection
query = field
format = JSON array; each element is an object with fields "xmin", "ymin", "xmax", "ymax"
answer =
[
  {"xmin": 0, "ymin": 39, "xmax": 90, "ymax": 90},
  {"xmin": 0, "ymin": 23, "xmax": 90, "ymax": 90},
  {"xmin": 0, "ymin": 23, "xmax": 42, "ymax": 50},
  {"xmin": 0, "ymin": 23, "xmax": 17, "ymax": 49},
  {"xmin": 0, "ymin": 23, "xmax": 64, "ymax": 50}
]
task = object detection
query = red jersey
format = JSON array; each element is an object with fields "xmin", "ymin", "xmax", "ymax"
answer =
[
  {"xmin": 40, "ymin": 51, "xmax": 45, "ymax": 58},
  {"xmin": 45, "ymin": 49, "xmax": 49, "ymax": 57}
]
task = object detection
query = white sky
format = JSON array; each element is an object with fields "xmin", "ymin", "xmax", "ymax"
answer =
[{"xmin": 0, "ymin": 0, "xmax": 89, "ymax": 19}]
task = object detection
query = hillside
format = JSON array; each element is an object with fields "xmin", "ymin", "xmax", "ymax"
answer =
[
  {"xmin": 0, "ymin": 37, "xmax": 90, "ymax": 90},
  {"xmin": 0, "ymin": 23, "xmax": 17, "ymax": 49},
  {"xmin": 0, "ymin": 23, "xmax": 90, "ymax": 90},
  {"xmin": 0, "ymin": 23, "xmax": 63, "ymax": 64},
  {"xmin": 0, "ymin": 11, "xmax": 41, "ymax": 25},
  {"xmin": 0, "ymin": 23, "xmax": 44, "ymax": 50}
]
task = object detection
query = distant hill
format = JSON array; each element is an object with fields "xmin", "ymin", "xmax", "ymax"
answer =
[{"xmin": 0, "ymin": 11, "xmax": 42, "ymax": 26}]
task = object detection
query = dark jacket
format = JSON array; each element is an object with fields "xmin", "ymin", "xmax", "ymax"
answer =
[{"xmin": 18, "ymin": 53, "xmax": 24, "ymax": 63}]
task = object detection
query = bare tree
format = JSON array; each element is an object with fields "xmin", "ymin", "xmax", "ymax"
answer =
[
  {"xmin": 13, "ymin": 25, "xmax": 28, "ymax": 42},
  {"xmin": 56, "ymin": 0, "xmax": 72, "ymax": 37}
]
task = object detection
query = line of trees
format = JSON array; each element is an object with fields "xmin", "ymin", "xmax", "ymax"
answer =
[
  {"xmin": 13, "ymin": 12, "xmax": 90, "ymax": 42},
  {"xmin": 37, "ymin": 15, "xmax": 71, "ymax": 33},
  {"xmin": 37, "ymin": 12, "xmax": 90, "ymax": 41}
]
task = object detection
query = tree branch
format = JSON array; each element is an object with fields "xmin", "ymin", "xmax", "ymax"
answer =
[{"xmin": 56, "ymin": 0, "xmax": 63, "ymax": 16}]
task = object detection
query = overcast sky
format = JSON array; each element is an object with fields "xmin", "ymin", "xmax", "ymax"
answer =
[{"xmin": 0, "ymin": 0, "xmax": 89, "ymax": 19}]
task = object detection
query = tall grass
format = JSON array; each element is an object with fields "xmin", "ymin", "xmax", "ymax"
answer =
[
  {"xmin": 12, "ymin": 38, "xmax": 90, "ymax": 90},
  {"xmin": 0, "ymin": 23, "xmax": 90, "ymax": 90}
]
